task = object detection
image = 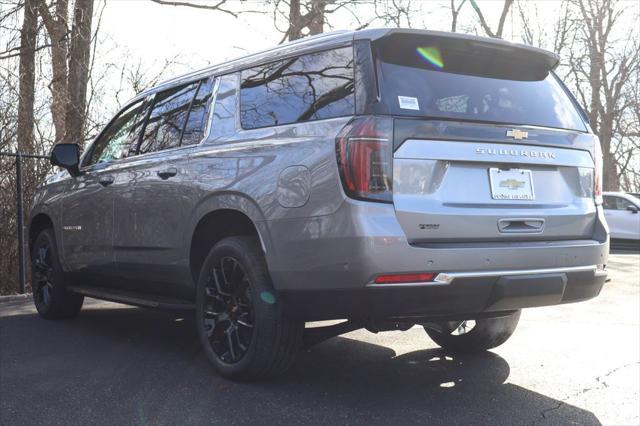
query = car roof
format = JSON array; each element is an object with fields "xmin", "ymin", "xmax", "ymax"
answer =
[
  {"xmin": 604, "ymin": 192, "xmax": 640, "ymax": 203},
  {"xmin": 130, "ymin": 27, "xmax": 560, "ymax": 103}
]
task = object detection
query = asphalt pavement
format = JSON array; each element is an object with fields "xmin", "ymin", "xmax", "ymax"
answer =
[{"xmin": 1, "ymin": 253, "xmax": 638, "ymax": 425}]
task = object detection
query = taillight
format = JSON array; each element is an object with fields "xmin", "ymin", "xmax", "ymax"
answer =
[
  {"xmin": 336, "ymin": 116, "xmax": 393, "ymax": 202},
  {"xmin": 593, "ymin": 138, "xmax": 603, "ymax": 205}
]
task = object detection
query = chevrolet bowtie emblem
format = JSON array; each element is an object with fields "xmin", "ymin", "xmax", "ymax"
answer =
[
  {"xmin": 506, "ymin": 129, "xmax": 528, "ymax": 140},
  {"xmin": 499, "ymin": 179, "xmax": 526, "ymax": 190}
]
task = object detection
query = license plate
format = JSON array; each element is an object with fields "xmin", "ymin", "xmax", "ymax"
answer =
[{"xmin": 489, "ymin": 168, "xmax": 535, "ymax": 200}]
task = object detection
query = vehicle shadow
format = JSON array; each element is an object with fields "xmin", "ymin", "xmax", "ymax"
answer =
[{"xmin": 0, "ymin": 304, "xmax": 600, "ymax": 425}]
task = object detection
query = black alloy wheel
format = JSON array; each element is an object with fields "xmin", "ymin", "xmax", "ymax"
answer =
[
  {"xmin": 196, "ymin": 236, "xmax": 303, "ymax": 380},
  {"xmin": 203, "ymin": 256, "xmax": 255, "ymax": 363},
  {"xmin": 33, "ymin": 243, "xmax": 55, "ymax": 309},
  {"xmin": 31, "ymin": 228, "xmax": 83, "ymax": 319}
]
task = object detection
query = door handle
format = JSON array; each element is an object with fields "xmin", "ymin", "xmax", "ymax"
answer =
[
  {"xmin": 498, "ymin": 218, "xmax": 545, "ymax": 234},
  {"xmin": 98, "ymin": 175, "xmax": 114, "ymax": 187},
  {"xmin": 157, "ymin": 168, "xmax": 178, "ymax": 180}
]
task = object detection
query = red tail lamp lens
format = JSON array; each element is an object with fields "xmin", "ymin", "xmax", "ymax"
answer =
[
  {"xmin": 336, "ymin": 116, "xmax": 393, "ymax": 202},
  {"xmin": 374, "ymin": 272, "xmax": 437, "ymax": 284},
  {"xmin": 593, "ymin": 139, "xmax": 603, "ymax": 205}
]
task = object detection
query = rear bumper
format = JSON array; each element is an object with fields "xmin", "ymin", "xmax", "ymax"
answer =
[
  {"xmin": 264, "ymin": 199, "xmax": 609, "ymax": 320},
  {"xmin": 282, "ymin": 265, "xmax": 607, "ymax": 321}
]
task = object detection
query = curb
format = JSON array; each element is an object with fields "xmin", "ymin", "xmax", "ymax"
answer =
[{"xmin": 0, "ymin": 293, "xmax": 31, "ymax": 304}]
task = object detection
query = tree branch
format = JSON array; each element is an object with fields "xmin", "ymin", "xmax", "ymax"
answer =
[{"xmin": 149, "ymin": 0, "xmax": 239, "ymax": 17}]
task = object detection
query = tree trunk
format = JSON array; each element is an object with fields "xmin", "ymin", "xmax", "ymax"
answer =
[
  {"xmin": 17, "ymin": 0, "xmax": 38, "ymax": 154},
  {"xmin": 288, "ymin": 0, "xmax": 303, "ymax": 41},
  {"xmin": 308, "ymin": 0, "xmax": 326, "ymax": 36},
  {"xmin": 65, "ymin": 0, "xmax": 94, "ymax": 146},
  {"xmin": 603, "ymin": 146, "xmax": 619, "ymax": 191},
  {"xmin": 39, "ymin": 0, "xmax": 69, "ymax": 144}
]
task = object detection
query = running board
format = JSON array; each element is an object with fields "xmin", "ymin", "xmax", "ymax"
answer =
[{"xmin": 66, "ymin": 285, "xmax": 195, "ymax": 310}]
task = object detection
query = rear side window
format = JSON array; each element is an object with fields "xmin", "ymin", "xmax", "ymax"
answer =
[
  {"xmin": 210, "ymin": 73, "xmax": 238, "ymax": 140},
  {"xmin": 374, "ymin": 35, "xmax": 586, "ymax": 132},
  {"xmin": 240, "ymin": 47, "xmax": 355, "ymax": 129},
  {"xmin": 182, "ymin": 78, "xmax": 214, "ymax": 146},
  {"xmin": 139, "ymin": 82, "xmax": 199, "ymax": 154}
]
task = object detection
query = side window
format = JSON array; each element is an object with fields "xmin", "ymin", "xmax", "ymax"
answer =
[
  {"xmin": 181, "ymin": 78, "xmax": 214, "ymax": 146},
  {"xmin": 240, "ymin": 47, "xmax": 354, "ymax": 129},
  {"xmin": 210, "ymin": 73, "xmax": 238, "ymax": 140},
  {"xmin": 603, "ymin": 196, "xmax": 614, "ymax": 210},
  {"xmin": 615, "ymin": 197, "xmax": 635, "ymax": 210},
  {"xmin": 87, "ymin": 100, "xmax": 146, "ymax": 166},
  {"xmin": 604, "ymin": 196, "xmax": 636, "ymax": 210},
  {"xmin": 138, "ymin": 83, "xmax": 199, "ymax": 154}
]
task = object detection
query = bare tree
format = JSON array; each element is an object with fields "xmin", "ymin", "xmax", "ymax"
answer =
[
  {"xmin": 65, "ymin": 0, "xmax": 93, "ymax": 145},
  {"xmin": 271, "ymin": 0, "xmax": 346, "ymax": 42},
  {"xmin": 149, "ymin": 0, "xmax": 245, "ymax": 17},
  {"xmin": 449, "ymin": 0, "xmax": 467, "ymax": 32},
  {"xmin": 568, "ymin": 0, "xmax": 639, "ymax": 191},
  {"xmin": 17, "ymin": 0, "xmax": 37, "ymax": 154},
  {"xmin": 37, "ymin": 0, "xmax": 69, "ymax": 143},
  {"xmin": 373, "ymin": 0, "xmax": 416, "ymax": 28},
  {"xmin": 37, "ymin": 0, "xmax": 94, "ymax": 145},
  {"xmin": 469, "ymin": 0, "xmax": 514, "ymax": 39}
]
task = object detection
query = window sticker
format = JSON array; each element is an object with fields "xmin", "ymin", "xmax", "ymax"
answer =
[{"xmin": 398, "ymin": 96, "xmax": 420, "ymax": 111}]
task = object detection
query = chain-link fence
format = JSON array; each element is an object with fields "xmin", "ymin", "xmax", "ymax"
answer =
[{"xmin": 1, "ymin": 151, "xmax": 50, "ymax": 295}]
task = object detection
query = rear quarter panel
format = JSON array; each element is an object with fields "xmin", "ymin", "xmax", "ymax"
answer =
[{"xmin": 183, "ymin": 117, "xmax": 351, "ymax": 276}]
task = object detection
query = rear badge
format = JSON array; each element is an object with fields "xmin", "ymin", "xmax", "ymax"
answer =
[
  {"xmin": 500, "ymin": 179, "xmax": 526, "ymax": 190},
  {"xmin": 506, "ymin": 129, "xmax": 528, "ymax": 140}
]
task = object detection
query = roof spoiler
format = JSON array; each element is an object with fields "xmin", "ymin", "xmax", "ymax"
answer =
[{"xmin": 359, "ymin": 28, "xmax": 560, "ymax": 80}]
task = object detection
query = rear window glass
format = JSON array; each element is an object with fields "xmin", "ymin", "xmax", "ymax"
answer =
[
  {"xmin": 376, "ymin": 37, "xmax": 586, "ymax": 132},
  {"xmin": 240, "ymin": 47, "xmax": 355, "ymax": 129}
]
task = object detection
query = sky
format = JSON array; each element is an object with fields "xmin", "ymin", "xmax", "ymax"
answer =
[
  {"xmin": 86, "ymin": 0, "xmax": 638, "ymax": 124},
  {"xmin": 90, "ymin": 0, "xmax": 527, "ymax": 111},
  {"xmin": 95, "ymin": 0, "xmax": 522, "ymax": 74}
]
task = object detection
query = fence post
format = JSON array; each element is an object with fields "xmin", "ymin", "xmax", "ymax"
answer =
[{"xmin": 16, "ymin": 154, "xmax": 26, "ymax": 294}]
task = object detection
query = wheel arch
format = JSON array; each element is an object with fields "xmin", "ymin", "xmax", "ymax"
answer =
[
  {"xmin": 29, "ymin": 213, "xmax": 55, "ymax": 255},
  {"xmin": 189, "ymin": 207, "xmax": 269, "ymax": 285}
]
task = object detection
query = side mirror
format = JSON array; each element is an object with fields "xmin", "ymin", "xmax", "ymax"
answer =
[
  {"xmin": 627, "ymin": 205, "xmax": 639, "ymax": 214},
  {"xmin": 50, "ymin": 143, "xmax": 80, "ymax": 177}
]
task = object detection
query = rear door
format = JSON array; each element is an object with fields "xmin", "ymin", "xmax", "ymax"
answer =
[
  {"xmin": 372, "ymin": 33, "xmax": 598, "ymax": 242},
  {"xmin": 113, "ymin": 79, "xmax": 214, "ymax": 290},
  {"xmin": 392, "ymin": 124, "xmax": 597, "ymax": 242}
]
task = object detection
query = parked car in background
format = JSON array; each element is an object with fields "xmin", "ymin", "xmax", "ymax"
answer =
[
  {"xmin": 29, "ymin": 28, "xmax": 609, "ymax": 380},
  {"xmin": 603, "ymin": 192, "xmax": 640, "ymax": 243}
]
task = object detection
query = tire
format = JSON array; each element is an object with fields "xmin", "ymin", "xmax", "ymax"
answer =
[
  {"xmin": 424, "ymin": 310, "xmax": 521, "ymax": 353},
  {"xmin": 31, "ymin": 228, "xmax": 84, "ymax": 319},
  {"xmin": 195, "ymin": 236, "xmax": 303, "ymax": 381}
]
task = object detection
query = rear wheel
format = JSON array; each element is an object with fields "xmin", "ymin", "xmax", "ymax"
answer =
[
  {"xmin": 31, "ymin": 228, "xmax": 84, "ymax": 319},
  {"xmin": 424, "ymin": 310, "xmax": 521, "ymax": 353},
  {"xmin": 195, "ymin": 236, "xmax": 303, "ymax": 381}
]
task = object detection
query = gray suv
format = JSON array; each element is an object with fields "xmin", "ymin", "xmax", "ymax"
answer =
[{"xmin": 29, "ymin": 29, "xmax": 609, "ymax": 380}]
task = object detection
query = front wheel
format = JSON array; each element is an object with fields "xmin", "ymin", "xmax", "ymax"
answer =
[
  {"xmin": 424, "ymin": 310, "xmax": 521, "ymax": 353},
  {"xmin": 31, "ymin": 228, "xmax": 84, "ymax": 319},
  {"xmin": 195, "ymin": 236, "xmax": 303, "ymax": 381}
]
